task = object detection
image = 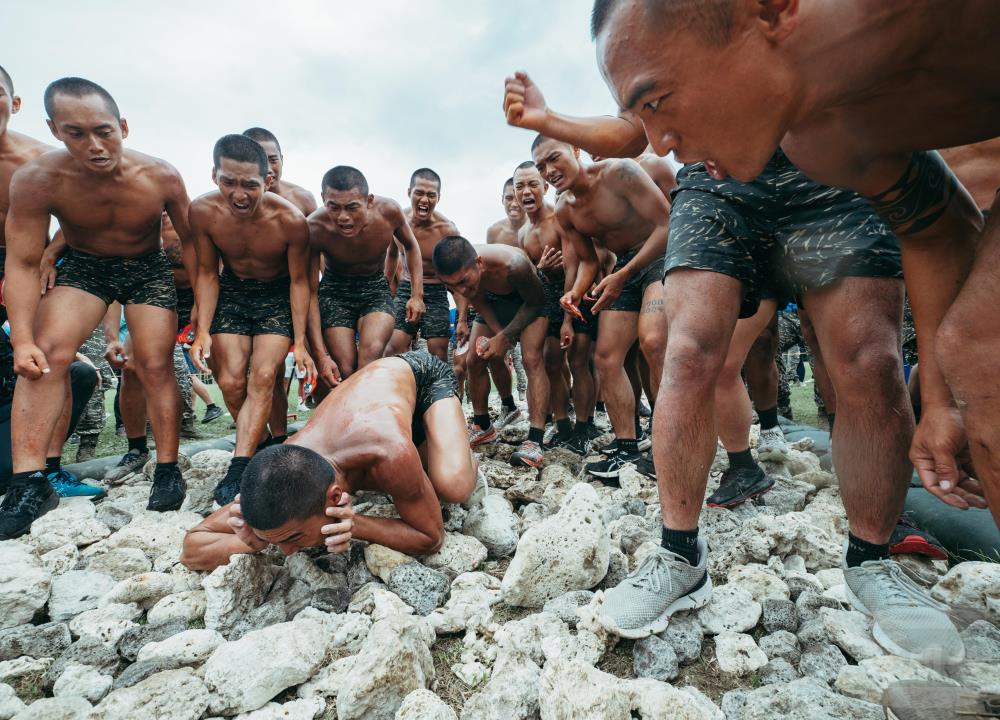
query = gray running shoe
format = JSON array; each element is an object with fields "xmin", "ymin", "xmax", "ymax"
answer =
[
  {"xmin": 104, "ymin": 449, "xmax": 149, "ymax": 485},
  {"xmin": 883, "ymin": 680, "xmax": 1000, "ymax": 720},
  {"xmin": 757, "ymin": 426, "xmax": 790, "ymax": 462},
  {"xmin": 596, "ymin": 538, "xmax": 712, "ymax": 639},
  {"xmin": 494, "ymin": 408, "xmax": 522, "ymax": 429},
  {"xmin": 844, "ymin": 557, "xmax": 964, "ymax": 665}
]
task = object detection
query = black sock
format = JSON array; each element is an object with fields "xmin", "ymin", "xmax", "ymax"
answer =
[
  {"xmin": 635, "ymin": 414, "xmax": 642, "ymax": 435},
  {"xmin": 501, "ymin": 395, "xmax": 517, "ymax": 412},
  {"xmin": 727, "ymin": 448, "xmax": 756, "ymax": 470},
  {"xmin": 828, "ymin": 413, "xmax": 836, "ymax": 431},
  {"xmin": 585, "ymin": 416, "xmax": 593, "ymax": 425},
  {"xmin": 528, "ymin": 426, "xmax": 545, "ymax": 444},
  {"xmin": 545, "ymin": 413, "xmax": 554, "ymax": 424},
  {"xmin": 596, "ymin": 401, "xmax": 606, "ymax": 412},
  {"xmin": 474, "ymin": 414, "xmax": 492, "ymax": 430},
  {"xmin": 845, "ymin": 532, "xmax": 889, "ymax": 567},
  {"xmin": 128, "ymin": 436, "xmax": 148, "ymax": 455},
  {"xmin": 556, "ymin": 418, "xmax": 573, "ymax": 439},
  {"xmin": 574, "ymin": 420, "xmax": 589, "ymax": 434},
  {"xmin": 155, "ymin": 461, "xmax": 178, "ymax": 471},
  {"xmin": 662, "ymin": 526, "xmax": 700, "ymax": 566},
  {"xmin": 758, "ymin": 406, "xmax": 779, "ymax": 430},
  {"xmin": 11, "ymin": 470, "xmax": 47, "ymax": 488},
  {"xmin": 226, "ymin": 456, "xmax": 250, "ymax": 481},
  {"xmin": 618, "ymin": 438, "xmax": 639, "ymax": 455},
  {"xmin": 45, "ymin": 456, "xmax": 61, "ymax": 474},
  {"xmin": 206, "ymin": 403, "xmax": 219, "ymax": 410},
  {"xmin": 269, "ymin": 435, "xmax": 288, "ymax": 446}
]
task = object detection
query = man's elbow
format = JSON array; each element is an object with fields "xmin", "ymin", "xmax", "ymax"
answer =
[
  {"xmin": 179, "ymin": 536, "xmax": 216, "ymax": 572},
  {"xmin": 416, "ymin": 530, "xmax": 445, "ymax": 556}
]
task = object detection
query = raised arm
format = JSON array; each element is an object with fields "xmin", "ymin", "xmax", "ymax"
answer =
[
  {"xmin": 5, "ymin": 167, "xmax": 54, "ymax": 379},
  {"xmin": 591, "ymin": 159, "xmax": 670, "ymax": 313},
  {"xmin": 188, "ymin": 203, "xmax": 221, "ymax": 372},
  {"xmin": 503, "ymin": 71, "xmax": 648, "ymax": 159}
]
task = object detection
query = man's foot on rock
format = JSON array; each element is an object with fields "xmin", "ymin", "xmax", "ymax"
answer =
[
  {"xmin": 889, "ymin": 515, "xmax": 949, "ymax": 561},
  {"xmin": 586, "ymin": 446, "xmax": 641, "ymax": 481},
  {"xmin": 0, "ymin": 474, "xmax": 59, "ymax": 540},
  {"xmin": 844, "ymin": 556, "xmax": 964, "ymax": 665},
  {"xmin": 201, "ymin": 404, "xmax": 225, "ymax": 424},
  {"xmin": 148, "ymin": 464, "xmax": 186, "ymax": 512},
  {"xmin": 757, "ymin": 426, "xmax": 790, "ymax": 462},
  {"xmin": 510, "ymin": 440, "xmax": 544, "ymax": 468},
  {"xmin": 706, "ymin": 465, "xmax": 774, "ymax": 508},
  {"xmin": 494, "ymin": 408, "xmax": 521, "ymax": 429},
  {"xmin": 104, "ymin": 449, "xmax": 149, "ymax": 485},
  {"xmin": 556, "ymin": 431, "xmax": 591, "ymax": 456},
  {"xmin": 882, "ymin": 680, "xmax": 999, "ymax": 720},
  {"xmin": 48, "ymin": 469, "xmax": 106, "ymax": 501},
  {"xmin": 596, "ymin": 539, "xmax": 712, "ymax": 639},
  {"xmin": 469, "ymin": 424, "xmax": 497, "ymax": 447}
]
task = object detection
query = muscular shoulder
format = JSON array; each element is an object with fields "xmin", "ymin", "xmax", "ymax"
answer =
[
  {"xmin": 189, "ymin": 191, "xmax": 224, "ymax": 221},
  {"xmin": 430, "ymin": 211, "xmax": 459, "ymax": 236},
  {"xmin": 283, "ymin": 181, "xmax": 318, "ymax": 214},
  {"xmin": 374, "ymin": 195, "xmax": 405, "ymax": 225},
  {"xmin": 602, "ymin": 157, "xmax": 645, "ymax": 185},
  {"xmin": 485, "ymin": 220, "xmax": 505, "ymax": 244}
]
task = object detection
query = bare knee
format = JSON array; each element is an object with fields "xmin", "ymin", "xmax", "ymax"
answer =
[
  {"xmin": 663, "ymin": 334, "xmax": 727, "ymax": 392},
  {"xmin": 216, "ymin": 373, "xmax": 247, "ymax": 399},
  {"xmin": 831, "ymin": 343, "xmax": 904, "ymax": 403},
  {"xmin": 438, "ymin": 469, "xmax": 476, "ymax": 504},
  {"xmin": 248, "ymin": 365, "xmax": 278, "ymax": 392},
  {"xmin": 521, "ymin": 346, "xmax": 544, "ymax": 373},
  {"xmin": 639, "ymin": 327, "xmax": 667, "ymax": 367}
]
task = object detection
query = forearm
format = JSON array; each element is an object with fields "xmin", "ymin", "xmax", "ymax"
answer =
[
  {"xmin": 306, "ymin": 295, "xmax": 327, "ymax": 356},
  {"xmin": 194, "ymin": 273, "xmax": 220, "ymax": 335},
  {"xmin": 539, "ymin": 112, "xmax": 647, "ymax": 159},
  {"xmin": 571, "ymin": 259, "xmax": 599, "ymax": 299},
  {"xmin": 5, "ymin": 264, "xmax": 43, "ymax": 345},
  {"xmin": 502, "ymin": 302, "xmax": 543, "ymax": 344},
  {"xmin": 404, "ymin": 246, "xmax": 424, "ymax": 299},
  {"xmin": 351, "ymin": 514, "xmax": 440, "ymax": 556},
  {"xmin": 289, "ymin": 282, "xmax": 311, "ymax": 345},
  {"xmin": 179, "ymin": 531, "xmax": 259, "ymax": 572},
  {"xmin": 102, "ymin": 303, "xmax": 122, "ymax": 345},
  {"xmin": 617, "ymin": 227, "xmax": 668, "ymax": 281}
]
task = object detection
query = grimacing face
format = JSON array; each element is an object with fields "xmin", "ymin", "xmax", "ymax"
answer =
[
  {"xmin": 213, "ymin": 157, "xmax": 270, "ymax": 218},
  {"xmin": 502, "ymin": 183, "xmax": 523, "ymax": 223},
  {"xmin": 595, "ymin": 0, "xmax": 797, "ymax": 182},
  {"xmin": 256, "ymin": 139, "xmax": 284, "ymax": 184},
  {"xmin": 323, "ymin": 186, "xmax": 372, "ymax": 237},
  {"xmin": 47, "ymin": 93, "xmax": 129, "ymax": 174},
  {"xmin": 409, "ymin": 177, "xmax": 441, "ymax": 222},
  {"xmin": 439, "ymin": 258, "xmax": 483, "ymax": 299},
  {"xmin": 512, "ymin": 167, "xmax": 547, "ymax": 216},
  {"xmin": 251, "ymin": 511, "xmax": 326, "ymax": 556},
  {"xmin": 531, "ymin": 139, "xmax": 581, "ymax": 193}
]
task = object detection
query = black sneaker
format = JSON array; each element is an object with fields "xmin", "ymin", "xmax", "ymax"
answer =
[
  {"xmin": 706, "ymin": 465, "xmax": 774, "ymax": 508},
  {"xmin": 586, "ymin": 447, "xmax": 641, "ymax": 480},
  {"xmin": 201, "ymin": 405, "xmax": 225, "ymax": 424},
  {"xmin": 0, "ymin": 475, "xmax": 59, "ymax": 540},
  {"xmin": 889, "ymin": 514, "xmax": 948, "ymax": 561},
  {"xmin": 638, "ymin": 399, "xmax": 652, "ymax": 418},
  {"xmin": 586, "ymin": 424, "xmax": 605, "ymax": 441},
  {"xmin": 634, "ymin": 452, "xmax": 656, "ymax": 479},
  {"xmin": 560, "ymin": 432, "xmax": 592, "ymax": 456},
  {"xmin": 636, "ymin": 428, "xmax": 652, "ymax": 452},
  {"xmin": 213, "ymin": 465, "xmax": 244, "ymax": 506},
  {"xmin": 147, "ymin": 465, "xmax": 186, "ymax": 512}
]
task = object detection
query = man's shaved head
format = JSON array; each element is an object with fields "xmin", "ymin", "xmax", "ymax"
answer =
[
  {"xmin": 44, "ymin": 77, "xmax": 121, "ymax": 120},
  {"xmin": 243, "ymin": 127, "xmax": 282, "ymax": 155},
  {"xmin": 241, "ymin": 445, "xmax": 334, "ymax": 531},
  {"xmin": 410, "ymin": 167, "xmax": 441, "ymax": 191},
  {"xmin": 591, "ymin": 0, "xmax": 734, "ymax": 44},
  {"xmin": 0, "ymin": 65, "xmax": 13, "ymax": 95}
]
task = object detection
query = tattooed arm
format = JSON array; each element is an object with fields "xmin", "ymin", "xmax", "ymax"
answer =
[{"xmin": 859, "ymin": 151, "xmax": 981, "ymax": 505}]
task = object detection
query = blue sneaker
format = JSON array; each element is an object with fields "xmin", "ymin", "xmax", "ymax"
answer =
[{"xmin": 48, "ymin": 469, "xmax": 106, "ymax": 501}]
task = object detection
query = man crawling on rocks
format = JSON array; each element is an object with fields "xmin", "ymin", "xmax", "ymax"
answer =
[{"xmin": 180, "ymin": 350, "xmax": 481, "ymax": 571}]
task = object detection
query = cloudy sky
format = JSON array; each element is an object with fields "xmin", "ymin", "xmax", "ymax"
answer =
[{"xmin": 3, "ymin": 1, "xmax": 620, "ymax": 236}]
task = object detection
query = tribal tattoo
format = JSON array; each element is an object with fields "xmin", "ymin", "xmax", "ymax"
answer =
[{"xmin": 866, "ymin": 151, "xmax": 958, "ymax": 236}]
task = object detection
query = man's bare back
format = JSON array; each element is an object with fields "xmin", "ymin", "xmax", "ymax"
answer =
[{"xmin": 310, "ymin": 196, "xmax": 403, "ymax": 276}]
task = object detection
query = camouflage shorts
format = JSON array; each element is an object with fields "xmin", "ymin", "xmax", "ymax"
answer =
[
  {"xmin": 395, "ymin": 281, "xmax": 451, "ymax": 338},
  {"xmin": 210, "ymin": 270, "xmax": 292, "ymax": 338},
  {"xmin": 176, "ymin": 286, "xmax": 195, "ymax": 332},
  {"xmin": 542, "ymin": 274, "xmax": 565, "ymax": 337},
  {"xmin": 398, "ymin": 350, "xmax": 457, "ymax": 447},
  {"xmin": 667, "ymin": 149, "xmax": 902, "ymax": 318},
  {"xmin": 607, "ymin": 250, "xmax": 666, "ymax": 313},
  {"xmin": 55, "ymin": 247, "xmax": 177, "ymax": 310},
  {"xmin": 318, "ymin": 271, "xmax": 394, "ymax": 330}
]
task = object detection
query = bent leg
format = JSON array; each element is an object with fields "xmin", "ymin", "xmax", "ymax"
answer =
[
  {"xmin": 745, "ymin": 310, "xmax": 780, "ymax": 411},
  {"xmin": 358, "ymin": 312, "xmax": 396, "ymax": 367},
  {"xmin": 595, "ymin": 312, "xmax": 639, "ymax": 439},
  {"xmin": 325, "ymin": 326, "xmax": 360, "ymax": 380},
  {"xmin": 422, "ymin": 397, "xmax": 478, "ymax": 504},
  {"xmin": 234, "ymin": 335, "xmax": 291, "ymax": 457},
  {"xmin": 207, "ymin": 334, "xmax": 251, "ymax": 421},
  {"xmin": 519, "ymin": 318, "xmax": 551, "ymax": 430}
]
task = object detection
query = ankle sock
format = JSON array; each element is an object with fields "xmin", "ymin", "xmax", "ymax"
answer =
[
  {"xmin": 269, "ymin": 435, "xmax": 288, "ymax": 447},
  {"xmin": 501, "ymin": 395, "xmax": 517, "ymax": 412},
  {"xmin": 727, "ymin": 448, "xmax": 756, "ymax": 470},
  {"xmin": 474, "ymin": 414, "xmax": 492, "ymax": 430},
  {"xmin": 634, "ymin": 414, "xmax": 642, "ymax": 435},
  {"xmin": 528, "ymin": 426, "xmax": 545, "ymax": 444},
  {"xmin": 596, "ymin": 401, "xmax": 606, "ymax": 413},
  {"xmin": 556, "ymin": 418, "xmax": 573, "ymax": 438},
  {"xmin": 45, "ymin": 457, "xmax": 61, "ymax": 474},
  {"xmin": 662, "ymin": 526, "xmax": 700, "ymax": 566},
  {"xmin": 758, "ymin": 406, "xmax": 779, "ymax": 430},
  {"xmin": 225, "ymin": 456, "xmax": 250, "ymax": 481},
  {"xmin": 11, "ymin": 470, "xmax": 47, "ymax": 488},
  {"xmin": 845, "ymin": 532, "xmax": 889, "ymax": 567},
  {"xmin": 128, "ymin": 436, "xmax": 148, "ymax": 455},
  {"xmin": 618, "ymin": 438, "xmax": 639, "ymax": 455},
  {"xmin": 574, "ymin": 420, "xmax": 590, "ymax": 435}
]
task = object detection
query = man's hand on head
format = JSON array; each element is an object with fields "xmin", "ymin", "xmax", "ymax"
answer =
[
  {"xmin": 322, "ymin": 487, "xmax": 354, "ymax": 554},
  {"xmin": 227, "ymin": 496, "xmax": 270, "ymax": 553}
]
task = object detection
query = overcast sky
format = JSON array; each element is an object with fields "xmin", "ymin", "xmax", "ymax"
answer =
[{"xmin": 2, "ymin": 1, "xmax": 620, "ymax": 237}]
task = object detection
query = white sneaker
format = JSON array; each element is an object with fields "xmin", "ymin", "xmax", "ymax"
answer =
[{"xmin": 757, "ymin": 426, "xmax": 790, "ymax": 462}]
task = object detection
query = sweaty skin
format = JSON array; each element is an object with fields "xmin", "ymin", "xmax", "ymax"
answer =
[
  {"xmin": 179, "ymin": 356, "xmax": 477, "ymax": 571},
  {"xmin": 307, "ymin": 190, "xmax": 424, "ymax": 381},
  {"xmin": 596, "ymin": 0, "xmax": 999, "ymax": 520},
  {"xmin": 0, "ymin": 97, "xmax": 52, "ymax": 252},
  {"xmin": 5, "ymin": 92, "xmax": 192, "ymax": 471}
]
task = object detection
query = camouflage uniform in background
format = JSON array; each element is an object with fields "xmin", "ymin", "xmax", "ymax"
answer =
[
  {"xmin": 174, "ymin": 344, "xmax": 196, "ymax": 434},
  {"xmin": 901, "ymin": 297, "xmax": 918, "ymax": 366},
  {"xmin": 76, "ymin": 328, "xmax": 116, "ymax": 460},
  {"xmin": 776, "ymin": 308, "xmax": 803, "ymax": 419}
]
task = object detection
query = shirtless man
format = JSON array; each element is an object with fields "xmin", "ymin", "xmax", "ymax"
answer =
[
  {"xmin": 532, "ymin": 136, "xmax": 669, "ymax": 480},
  {"xmin": 1, "ymin": 77, "xmax": 192, "ymax": 536},
  {"xmin": 188, "ymin": 135, "xmax": 314, "ymax": 507},
  {"xmin": 484, "ymin": 177, "xmax": 529, "ymax": 412},
  {"xmin": 308, "ymin": 165, "xmax": 424, "ymax": 382},
  {"xmin": 592, "ymin": 0, "xmax": 999, "ymax": 526},
  {"xmin": 242, "ymin": 127, "xmax": 317, "ymax": 444},
  {"xmin": 433, "ymin": 237, "xmax": 549, "ymax": 468},
  {"xmin": 179, "ymin": 350, "xmax": 477, "ymax": 570},
  {"xmin": 384, "ymin": 169, "xmax": 457, "ymax": 363},
  {"xmin": 512, "ymin": 161, "xmax": 580, "ymax": 452}
]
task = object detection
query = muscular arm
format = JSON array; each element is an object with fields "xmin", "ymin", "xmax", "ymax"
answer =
[
  {"xmin": 180, "ymin": 505, "xmax": 260, "ymax": 572},
  {"xmin": 559, "ymin": 209, "xmax": 600, "ymax": 303},
  {"xmin": 607, "ymin": 159, "xmax": 670, "ymax": 281},
  {"xmin": 349, "ymin": 444, "xmax": 445, "ymax": 555},
  {"xmin": 163, "ymin": 168, "xmax": 195, "ymax": 281},
  {"xmin": 189, "ymin": 205, "xmax": 221, "ymax": 339},
  {"xmin": 285, "ymin": 215, "xmax": 312, "ymax": 347},
  {"xmin": 4, "ymin": 169, "xmax": 52, "ymax": 349},
  {"xmin": 501, "ymin": 254, "xmax": 545, "ymax": 344},
  {"xmin": 305, "ymin": 248, "xmax": 326, "ymax": 356},
  {"xmin": 392, "ymin": 209, "xmax": 424, "ymax": 301}
]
